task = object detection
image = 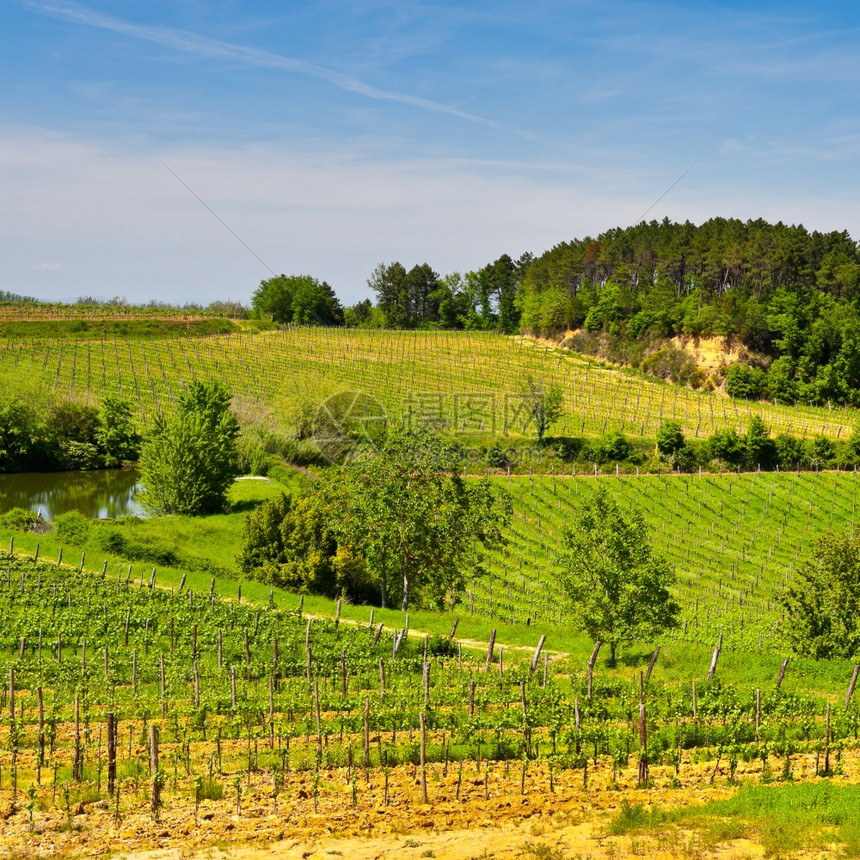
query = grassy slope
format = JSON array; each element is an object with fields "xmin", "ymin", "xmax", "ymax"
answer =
[
  {"xmin": 0, "ymin": 318, "xmax": 241, "ymax": 339},
  {"xmin": 0, "ymin": 327, "xmax": 852, "ymax": 438}
]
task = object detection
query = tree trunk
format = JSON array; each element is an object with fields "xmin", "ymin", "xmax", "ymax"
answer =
[
  {"xmin": 401, "ymin": 571, "xmax": 409, "ymax": 612},
  {"xmin": 609, "ymin": 641, "xmax": 617, "ymax": 666}
]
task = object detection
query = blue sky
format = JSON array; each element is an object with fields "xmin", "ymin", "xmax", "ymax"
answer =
[{"xmin": 3, "ymin": 1, "xmax": 860, "ymax": 304}]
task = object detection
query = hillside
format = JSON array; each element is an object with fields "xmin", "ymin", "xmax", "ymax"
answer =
[{"xmin": 0, "ymin": 327, "xmax": 851, "ymax": 441}]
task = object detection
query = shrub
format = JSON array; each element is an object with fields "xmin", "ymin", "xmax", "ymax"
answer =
[
  {"xmin": 805, "ymin": 434, "xmax": 835, "ymax": 469},
  {"xmin": 96, "ymin": 395, "xmax": 141, "ymax": 466},
  {"xmin": 585, "ymin": 431, "xmax": 639, "ymax": 464},
  {"xmin": 656, "ymin": 420, "xmax": 685, "ymax": 458},
  {"xmin": 775, "ymin": 434, "xmax": 805, "ymax": 467},
  {"xmin": 139, "ymin": 381, "xmax": 240, "ymax": 515},
  {"xmin": 708, "ymin": 428, "xmax": 745, "ymax": 467},
  {"xmin": 725, "ymin": 364, "xmax": 767, "ymax": 400},
  {"xmin": 58, "ymin": 441, "xmax": 102, "ymax": 471},
  {"xmin": 53, "ymin": 511, "xmax": 91, "ymax": 546},
  {"xmin": 90, "ymin": 526, "xmax": 128, "ymax": 555},
  {"xmin": 0, "ymin": 508, "xmax": 39, "ymax": 531},
  {"xmin": 485, "ymin": 446, "xmax": 508, "ymax": 469}
]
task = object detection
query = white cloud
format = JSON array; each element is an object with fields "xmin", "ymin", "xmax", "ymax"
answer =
[
  {"xmin": 2, "ymin": 128, "xmax": 859, "ymax": 305},
  {"xmin": 26, "ymin": 0, "xmax": 499, "ymax": 128},
  {"xmin": 720, "ymin": 138, "xmax": 744, "ymax": 155},
  {"xmin": 32, "ymin": 262, "xmax": 62, "ymax": 270}
]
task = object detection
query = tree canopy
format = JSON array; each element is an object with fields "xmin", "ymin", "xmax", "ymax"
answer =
[
  {"xmin": 237, "ymin": 430, "xmax": 511, "ymax": 609},
  {"xmin": 519, "ymin": 374, "xmax": 564, "ymax": 442},
  {"xmin": 139, "ymin": 381, "xmax": 240, "ymax": 515},
  {"xmin": 251, "ymin": 275, "xmax": 344, "ymax": 326},
  {"xmin": 780, "ymin": 532, "xmax": 860, "ymax": 659},
  {"xmin": 331, "ymin": 429, "xmax": 511, "ymax": 610},
  {"xmin": 558, "ymin": 487, "xmax": 680, "ymax": 662}
]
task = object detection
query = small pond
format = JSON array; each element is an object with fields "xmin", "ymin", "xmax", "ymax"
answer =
[{"xmin": 0, "ymin": 469, "xmax": 143, "ymax": 520}]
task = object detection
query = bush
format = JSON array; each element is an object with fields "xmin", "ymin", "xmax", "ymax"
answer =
[
  {"xmin": 745, "ymin": 416, "xmax": 777, "ymax": 470},
  {"xmin": 53, "ymin": 511, "xmax": 91, "ymax": 545},
  {"xmin": 96, "ymin": 396, "xmax": 141, "ymax": 466},
  {"xmin": 0, "ymin": 508, "xmax": 40, "ymax": 531},
  {"xmin": 58, "ymin": 440, "xmax": 102, "ymax": 471},
  {"xmin": 775, "ymin": 434, "xmax": 805, "ymax": 467},
  {"xmin": 139, "ymin": 381, "xmax": 240, "ymax": 515},
  {"xmin": 656, "ymin": 420, "xmax": 685, "ymax": 458},
  {"xmin": 90, "ymin": 525, "xmax": 128, "ymax": 555},
  {"xmin": 805, "ymin": 434, "xmax": 835, "ymax": 469},
  {"xmin": 725, "ymin": 364, "xmax": 767, "ymax": 400},
  {"xmin": 708, "ymin": 428, "xmax": 745, "ymax": 467},
  {"xmin": 485, "ymin": 446, "xmax": 509, "ymax": 469},
  {"xmin": 585, "ymin": 431, "xmax": 639, "ymax": 465}
]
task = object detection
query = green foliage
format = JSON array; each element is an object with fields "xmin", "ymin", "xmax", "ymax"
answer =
[
  {"xmin": 53, "ymin": 511, "xmax": 91, "ymax": 546},
  {"xmin": 558, "ymin": 487, "xmax": 680, "ymax": 662},
  {"xmin": 96, "ymin": 395, "xmax": 141, "ymax": 467},
  {"xmin": 332, "ymin": 429, "xmax": 512, "ymax": 610},
  {"xmin": 0, "ymin": 365, "xmax": 51, "ymax": 471},
  {"xmin": 518, "ymin": 218, "xmax": 860, "ymax": 407},
  {"xmin": 806, "ymin": 434, "xmax": 835, "ymax": 468},
  {"xmin": 780, "ymin": 531, "xmax": 860, "ymax": 659},
  {"xmin": 725, "ymin": 364, "xmax": 768, "ymax": 400},
  {"xmin": 237, "ymin": 491, "xmax": 372, "ymax": 601},
  {"xmin": 584, "ymin": 431, "xmax": 638, "ymax": 465},
  {"xmin": 708, "ymin": 427, "xmax": 746, "ymax": 468},
  {"xmin": 519, "ymin": 375, "xmax": 564, "ymax": 442},
  {"xmin": 0, "ymin": 367, "xmax": 140, "ymax": 472},
  {"xmin": 251, "ymin": 274, "xmax": 344, "ymax": 325},
  {"xmin": 745, "ymin": 416, "xmax": 777, "ymax": 470},
  {"xmin": 656, "ymin": 420, "xmax": 685, "ymax": 458},
  {"xmin": 139, "ymin": 381, "xmax": 240, "ymax": 515},
  {"xmin": 0, "ymin": 508, "xmax": 40, "ymax": 531}
]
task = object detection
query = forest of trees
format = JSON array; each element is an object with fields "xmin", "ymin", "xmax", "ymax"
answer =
[{"xmin": 336, "ymin": 218, "xmax": 860, "ymax": 407}]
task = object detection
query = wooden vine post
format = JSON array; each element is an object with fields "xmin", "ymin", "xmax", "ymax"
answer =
[
  {"xmin": 587, "ymin": 641, "xmax": 601, "ymax": 699},
  {"xmin": 419, "ymin": 711, "xmax": 428, "ymax": 804},
  {"xmin": 73, "ymin": 693, "xmax": 82, "ymax": 782},
  {"xmin": 485, "ymin": 630, "xmax": 496, "ymax": 671},
  {"xmin": 846, "ymin": 665, "xmax": 860, "ymax": 709},
  {"xmin": 775, "ymin": 657, "xmax": 790, "ymax": 689},
  {"xmin": 149, "ymin": 724, "xmax": 160, "ymax": 821},
  {"xmin": 529, "ymin": 635, "xmax": 546, "ymax": 675},
  {"xmin": 644, "ymin": 646, "xmax": 661, "ymax": 682},
  {"xmin": 363, "ymin": 697, "xmax": 370, "ymax": 767},
  {"xmin": 106, "ymin": 711, "xmax": 117, "ymax": 796},
  {"xmin": 637, "ymin": 700, "xmax": 648, "ymax": 787}
]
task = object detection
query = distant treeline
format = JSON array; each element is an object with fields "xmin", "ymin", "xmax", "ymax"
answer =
[
  {"xmin": 326, "ymin": 218, "xmax": 860, "ymax": 408},
  {"xmin": 9, "ymin": 217, "xmax": 860, "ymax": 406}
]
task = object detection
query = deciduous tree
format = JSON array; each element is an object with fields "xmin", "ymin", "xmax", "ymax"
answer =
[
  {"xmin": 334, "ymin": 429, "xmax": 511, "ymax": 610},
  {"xmin": 139, "ymin": 381, "xmax": 240, "ymax": 515},
  {"xmin": 781, "ymin": 532, "xmax": 860, "ymax": 659},
  {"xmin": 558, "ymin": 487, "xmax": 679, "ymax": 663}
]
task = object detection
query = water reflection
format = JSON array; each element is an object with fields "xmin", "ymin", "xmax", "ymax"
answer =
[{"xmin": 0, "ymin": 470, "xmax": 143, "ymax": 520}]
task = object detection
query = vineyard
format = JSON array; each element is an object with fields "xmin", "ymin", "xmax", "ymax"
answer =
[
  {"xmin": 477, "ymin": 470, "xmax": 860, "ymax": 654},
  {"xmin": 3, "ymin": 324, "xmax": 860, "ymax": 855},
  {"xmin": 0, "ymin": 548, "xmax": 859, "ymax": 858},
  {"xmin": 0, "ymin": 327, "xmax": 853, "ymax": 438}
]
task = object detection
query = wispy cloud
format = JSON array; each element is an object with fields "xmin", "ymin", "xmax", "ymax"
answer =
[
  {"xmin": 25, "ymin": 0, "xmax": 498, "ymax": 127},
  {"xmin": 33, "ymin": 261, "xmax": 62, "ymax": 270}
]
